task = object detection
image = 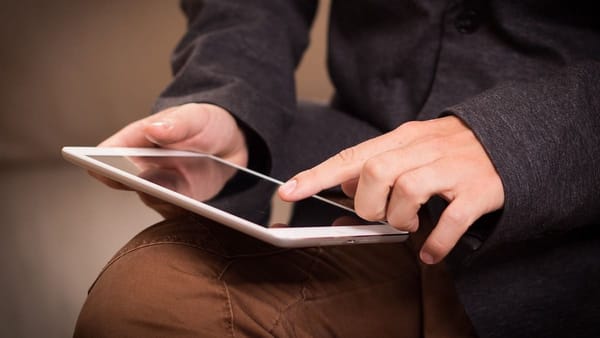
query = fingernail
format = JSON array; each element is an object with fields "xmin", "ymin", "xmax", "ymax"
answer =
[
  {"xmin": 279, "ymin": 179, "xmax": 297, "ymax": 196},
  {"xmin": 149, "ymin": 120, "xmax": 173, "ymax": 129},
  {"xmin": 420, "ymin": 251, "xmax": 435, "ymax": 265},
  {"xmin": 146, "ymin": 120, "xmax": 173, "ymax": 145}
]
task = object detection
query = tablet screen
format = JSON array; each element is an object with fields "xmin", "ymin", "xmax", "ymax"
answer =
[{"xmin": 89, "ymin": 155, "xmax": 378, "ymax": 228}]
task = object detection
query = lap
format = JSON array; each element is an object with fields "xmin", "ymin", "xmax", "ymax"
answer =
[{"xmin": 74, "ymin": 214, "xmax": 474, "ymax": 337}]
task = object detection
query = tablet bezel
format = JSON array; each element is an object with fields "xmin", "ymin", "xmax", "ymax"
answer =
[{"xmin": 62, "ymin": 146, "xmax": 408, "ymax": 247}]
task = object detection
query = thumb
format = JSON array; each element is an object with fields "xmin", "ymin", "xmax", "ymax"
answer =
[
  {"xmin": 143, "ymin": 118, "xmax": 179, "ymax": 146},
  {"xmin": 142, "ymin": 104, "xmax": 210, "ymax": 148},
  {"xmin": 142, "ymin": 103, "xmax": 247, "ymax": 166}
]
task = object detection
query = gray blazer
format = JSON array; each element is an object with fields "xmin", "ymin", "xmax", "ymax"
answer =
[{"xmin": 154, "ymin": 1, "xmax": 600, "ymax": 336}]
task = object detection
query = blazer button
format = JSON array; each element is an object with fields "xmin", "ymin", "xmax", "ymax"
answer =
[{"xmin": 455, "ymin": 9, "xmax": 480, "ymax": 34}]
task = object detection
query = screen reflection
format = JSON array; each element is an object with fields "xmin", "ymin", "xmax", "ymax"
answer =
[{"xmin": 91, "ymin": 155, "xmax": 377, "ymax": 228}]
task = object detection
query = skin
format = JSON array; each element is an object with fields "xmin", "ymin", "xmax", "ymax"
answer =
[
  {"xmin": 98, "ymin": 103, "xmax": 503, "ymax": 264},
  {"xmin": 278, "ymin": 116, "xmax": 505, "ymax": 265},
  {"xmin": 93, "ymin": 103, "xmax": 248, "ymax": 218},
  {"xmin": 99, "ymin": 103, "xmax": 247, "ymax": 165}
]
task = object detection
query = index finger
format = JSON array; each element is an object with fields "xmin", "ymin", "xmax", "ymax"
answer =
[{"xmin": 278, "ymin": 134, "xmax": 396, "ymax": 201}]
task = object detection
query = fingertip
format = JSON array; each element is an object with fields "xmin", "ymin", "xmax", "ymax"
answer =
[
  {"xmin": 419, "ymin": 198, "xmax": 478, "ymax": 265},
  {"xmin": 420, "ymin": 235, "xmax": 451, "ymax": 265},
  {"xmin": 278, "ymin": 173, "xmax": 319, "ymax": 202},
  {"xmin": 406, "ymin": 216, "xmax": 419, "ymax": 233},
  {"xmin": 419, "ymin": 250, "xmax": 436, "ymax": 265},
  {"xmin": 341, "ymin": 178, "xmax": 358, "ymax": 198},
  {"xmin": 278, "ymin": 179, "xmax": 298, "ymax": 200}
]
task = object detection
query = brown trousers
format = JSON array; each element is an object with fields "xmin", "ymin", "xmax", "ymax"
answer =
[{"xmin": 74, "ymin": 214, "xmax": 475, "ymax": 337}]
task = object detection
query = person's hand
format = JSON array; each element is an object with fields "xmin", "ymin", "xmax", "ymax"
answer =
[
  {"xmin": 278, "ymin": 116, "xmax": 504, "ymax": 264},
  {"xmin": 91, "ymin": 103, "xmax": 248, "ymax": 216},
  {"xmin": 101, "ymin": 102, "xmax": 247, "ymax": 162}
]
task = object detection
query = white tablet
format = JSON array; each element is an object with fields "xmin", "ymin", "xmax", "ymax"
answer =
[{"xmin": 62, "ymin": 146, "xmax": 408, "ymax": 247}]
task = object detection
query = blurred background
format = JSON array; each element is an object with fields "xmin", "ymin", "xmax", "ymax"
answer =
[{"xmin": 0, "ymin": 0, "xmax": 332, "ymax": 336}]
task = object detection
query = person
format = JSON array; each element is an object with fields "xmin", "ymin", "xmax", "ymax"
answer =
[{"xmin": 74, "ymin": 1, "xmax": 600, "ymax": 337}]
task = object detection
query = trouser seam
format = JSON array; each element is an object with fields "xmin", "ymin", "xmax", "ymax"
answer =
[
  {"xmin": 220, "ymin": 267, "xmax": 237, "ymax": 338},
  {"xmin": 267, "ymin": 247, "xmax": 323, "ymax": 336}
]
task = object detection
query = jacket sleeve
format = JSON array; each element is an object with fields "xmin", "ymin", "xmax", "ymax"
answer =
[
  {"xmin": 445, "ymin": 59, "xmax": 600, "ymax": 260},
  {"xmin": 153, "ymin": 0, "xmax": 318, "ymax": 172}
]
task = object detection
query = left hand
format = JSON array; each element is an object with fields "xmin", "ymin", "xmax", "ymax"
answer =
[{"xmin": 278, "ymin": 116, "xmax": 504, "ymax": 264}]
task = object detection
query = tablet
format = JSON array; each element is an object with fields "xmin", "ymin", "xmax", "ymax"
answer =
[{"xmin": 62, "ymin": 146, "xmax": 408, "ymax": 247}]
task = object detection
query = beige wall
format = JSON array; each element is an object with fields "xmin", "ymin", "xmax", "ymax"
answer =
[
  {"xmin": 0, "ymin": 1, "xmax": 332, "ymax": 337},
  {"xmin": 296, "ymin": 0, "xmax": 334, "ymax": 102},
  {"xmin": 0, "ymin": 0, "xmax": 332, "ymax": 164},
  {"xmin": 0, "ymin": 1, "xmax": 184, "ymax": 163}
]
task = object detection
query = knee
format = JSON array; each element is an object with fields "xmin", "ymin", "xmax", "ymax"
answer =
[{"xmin": 74, "ymin": 243, "xmax": 233, "ymax": 337}]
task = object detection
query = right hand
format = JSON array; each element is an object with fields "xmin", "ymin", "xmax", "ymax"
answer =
[{"xmin": 92, "ymin": 103, "xmax": 249, "ymax": 217}]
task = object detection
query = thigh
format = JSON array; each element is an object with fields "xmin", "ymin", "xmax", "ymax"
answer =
[{"xmin": 74, "ymin": 215, "xmax": 422, "ymax": 338}]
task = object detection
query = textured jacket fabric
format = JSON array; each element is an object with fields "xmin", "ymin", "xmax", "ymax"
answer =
[{"xmin": 154, "ymin": 1, "xmax": 600, "ymax": 336}]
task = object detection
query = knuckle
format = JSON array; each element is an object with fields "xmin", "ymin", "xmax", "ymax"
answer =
[
  {"xmin": 443, "ymin": 206, "xmax": 471, "ymax": 227},
  {"xmin": 394, "ymin": 120, "xmax": 422, "ymax": 138},
  {"xmin": 397, "ymin": 120, "xmax": 420, "ymax": 132},
  {"xmin": 394, "ymin": 173, "xmax": 420, "ymax": 198},
  {"xmin": 336, "ymin": 146, "xmax": 358, "ymax": 163},
  {"xmin": 362, "ymin": 158, "xmax": 390, "ymax": 180},
  {"xmin": 387, "ymin": 212, "xmax": 418, "ymax": 232}
]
